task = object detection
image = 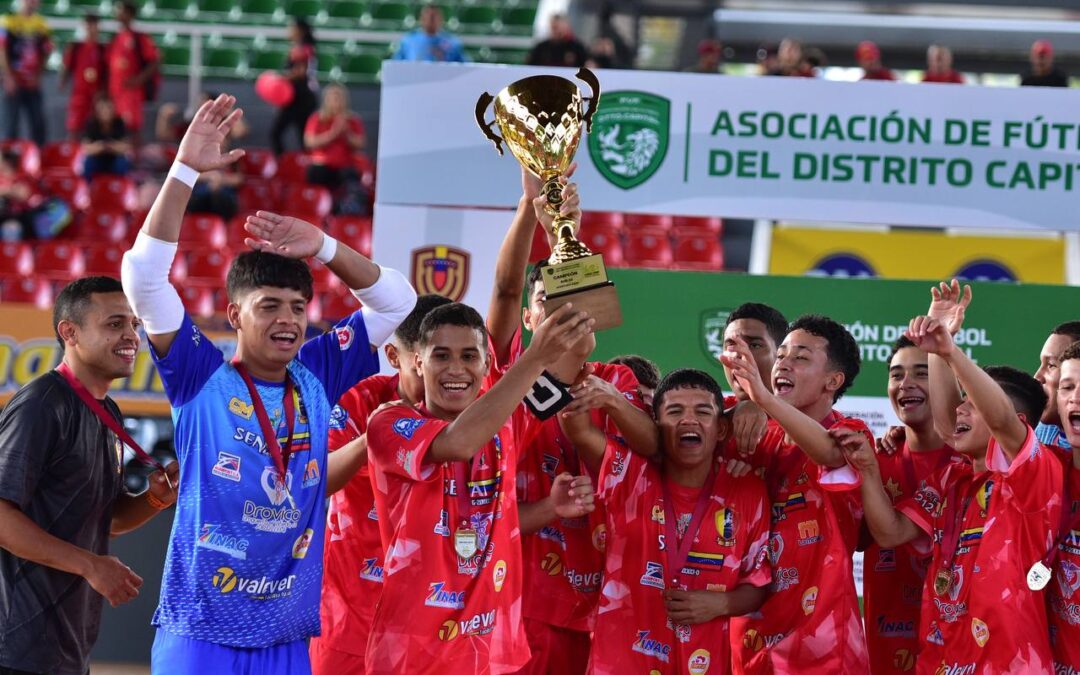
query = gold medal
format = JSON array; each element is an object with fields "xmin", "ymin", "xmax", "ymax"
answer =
[
  {"xmin": 454, "ymin": 527, "xmax": 478, "ymax": 560},
  {"xmin": 934, "ymin": 569, "xmax": 952, "ymax": 596}
]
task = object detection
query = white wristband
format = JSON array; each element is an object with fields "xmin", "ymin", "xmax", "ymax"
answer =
[
  {"xmin": 315, "ymin": 234, "xmax": 338, "ymax": 263},
  {"xmin": 167, "ymin": 161, "xmax": 200, "ymax": 188}
]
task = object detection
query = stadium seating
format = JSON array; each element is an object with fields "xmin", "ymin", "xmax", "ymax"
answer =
[
  {"xmin": 0, "ymin": 241, "xmax": 33, "ymax": 277},
  {"xmin": 77, "ymin": 209, "xmax": 131, "ymax": 244},
  {"xmin": 41, "ymin": 141, "xmax": 83, "ymax": 174},
  {"xmin": 89, "ymin": 175, "xmax": 138, "ymax": 213},
  {"xmin": 672, "ymin": 215, "xmax": 724, "ymax": 234},
  {"xmin": 578, "ymin": 223, "xmax": 624, "ymax": 267},
  {"xmin": 623, "ymin": 225, "xmax": 674, "ymax": 269},
  {"xmin": 180, "ymin": 214, "xmax": 228, "ymax": 249},
  {"xmin": 276, "ymin": 152, "xmax": 311, "ymax": 183},
  {"xmin": 672, "ymin": 228, "xmax": 724, "ymax": 271},
  {"xmin": 185, "ymin": 249, "xmax": 231, "ymax": 283},
  {"xmin": 285, "ymin": 185, "xmax": 333, "ymax": 218},
  {"xmin": 0, "ymin": 139, "xmax": 40, "ymax": 177},
  {"xmin": 238, "ymin": 179, "xmax": 277, "ymax": 213},
  {"xmin": 0, "ymin": 276, "xmax": 53, "ymax": 308},
  {"xmin": 83, "ymin": 244, "xmax": 127, "ymax": 277},
  {"xmin": 624, "ymin": 213, "xmax": 675, "ymax": 231},
  {"xmin": 34, "ymin": 241, "xmax": 85, "ymax": 280},
  {"xmin": 239, "ymin": 148, "xmax": 278, "ymax": 179},
  {"xmin": 320, "ymin": 290, "xmax": 360, "ymax": 320},
  {"xmin": 326, "ymin": 216, "xmax": 372, "ymax": 257},
  {"xmin": 40, "ymin": 173, "xmax": 90, "ymax": 210},
  {"xmin": 177, "ymin": 285, "xmax": 217, "ymax": 318}
]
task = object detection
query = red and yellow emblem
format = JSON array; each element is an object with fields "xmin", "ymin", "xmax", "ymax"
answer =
[{"xmin": 411, "ymin": 245, "xmax": 470, "ymax": 301}]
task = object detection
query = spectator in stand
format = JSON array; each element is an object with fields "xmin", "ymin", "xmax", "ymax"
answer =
[
  {"xmin": 81, "ymin": 96, "xmax": 131, "ymax": 181},
  {"xmin": 756, "ymin": 44, "xmax": 778, "ymax": 75},
  {"xmin": 586, "ymin": 36, "xmax": 617, "ymax": 69},
  {"xmin": 270, "ymin": 17, "xmax": 319, "ymax": 154},
  {"xmin": 60, "ymin": 14, "xmax": 107, "ymax": 140},
  {"xmin": 0, "ymin": 148, "xmax": 37, "ymax": 240},
  {"xmin": 304, "ymin": 83, "xmax": 365, "ymax": 191},
  {"xmin": 768, "ymin": 38, "xmax": 813, "ymax": 77},
  {"xmin": 923, "ymin": 44, "xmax": 964, "ymax": 84},
  {"xmin": 392, "ymin": 5, "xmax": 465, "ymax": 63},
  {"xmin": 527, "ymin": 13, "xmax": 588, "ymax": 68},
  {"xmin": 0, "ymin": 0, "xmax": 51, "ymax": 146},
  {"xmin": 107, "ymin": 1, "xmax": 158, "ymax": 141},
  {"xmin": 1022, "ymin": 39, "xmax": 1069, "ymax": 87},
  {"xmin": 187, "ymin": 164, "xmax": 241, "ymax": 221},
  {"xmin": 857, "ymin": 40, "xmax": 896, "ymax": 81},
  {"xmin": 804, "ymin": 46, "xmax": 827, "ymax": 76},
  {"xmin": 684, "ymin": 38, "xmax": 723, "ymax": 74}
]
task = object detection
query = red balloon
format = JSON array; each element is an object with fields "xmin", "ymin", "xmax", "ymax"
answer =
[{"xmin": 255, "ymin": 71, "xmax": 294, "ymax": 107}]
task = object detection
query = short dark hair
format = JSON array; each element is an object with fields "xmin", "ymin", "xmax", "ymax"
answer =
[
  {"xmin": 394, "ymin": 293, "xmax": 453, "ymax": 349},
  {"xmin": 118, "ymin": 1, "xmax": 138, "ymax": 15},
  {"xmin": 225, "ymin": 251, "xmax": 313, "ymax": 303},
  {"xmin": 984, "ymin": 365, "xmax": 1047, "ymax": 427},
  {"xmin": 526, "ymin": 260, "xmax": 547, "ymax": 293},
  {"xmin": 1061, "ymin": 340, "xmax": 1080, "ymax": 365},
  {"xmin": 1053, "ymin": 321, "xmax": 1080, "ymax": 344},
  {"xmin": 53, "ymin": 276, "xmax": 125, "ymax": 347},
  {"xmin": 652, "ymin": 368, "xmax": 724, "ymax": 417},
  {"xmin": 417, "ymin": 302, "xmax": 488, "ymax": 347},
  {"xmin": 788, "ymin": 314, "xmax": 861, "ymax": 402},
  {"xmin": 725, "ymin": 302, "xmax": 789, "ymax": 347},
  {"xmin": 84, "ymin": 12, "xmax": 100, "ymax": 22},
  {"xmin": 609, "ymin": 354, "xmax": 661, "ymax": 390},
  {"xmin": 886, "ymin": 335, "xmax": 918, "ymax": 371}
]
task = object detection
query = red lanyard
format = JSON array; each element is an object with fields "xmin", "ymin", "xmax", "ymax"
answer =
[
  {"xmin": 662, "ymin": 465, "xmax": 718, "ymax": 589},
  {"xmin": 900, "ymin": 446, "xmax": 954, "ymax": 499},
  {"xmin": 1045, "ymin": 468, "xmax": 1077, "ymax": 568},
  {"xmin": 939, "ymin": 470, "xmax": 988, "ymax": 572},
  {"xmin": 56, "ymin": 362, "xmax": 166, "ymax": 474},
  {"xmin": 233, "ymin": 361, "xmax": 296, "ymax": 487}
]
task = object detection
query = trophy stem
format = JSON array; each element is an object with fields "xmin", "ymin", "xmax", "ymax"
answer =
[
  {"xmin": 548, "ymin": 218, "xmax": 594, "ymax": 265},
  {"xmin": 540, "ymin": 173, "xmax": 564, "ymax": 217}
]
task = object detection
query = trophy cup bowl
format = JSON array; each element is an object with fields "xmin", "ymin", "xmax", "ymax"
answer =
[{"xmin": 476, "ymin": 67, "xmax": 623, "ymax": 330}]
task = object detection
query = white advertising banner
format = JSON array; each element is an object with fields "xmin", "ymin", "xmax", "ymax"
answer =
[{"xmin": 378, "ymin": 60, "xmax": 1080, "ymax": 231}]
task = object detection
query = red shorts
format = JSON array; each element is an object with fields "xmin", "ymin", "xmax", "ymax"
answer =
[
  {"xmin": 513, "ymin": 617, "xmax": 590, "ymax": 675},
  {"xmin": 66, "ymin": 92, "xmax": 95, "ymax": 134},
  {"xmin": 112, "ymin": 89, "xmax": 145, "ymax": 132},
  {"xmin": 309, "ymin": 637, "xmax": 366, "ymax": 675}
]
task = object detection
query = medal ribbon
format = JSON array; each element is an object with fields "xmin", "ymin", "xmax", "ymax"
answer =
[
  {"xmin": 56, "ymin": 362, "xmax": 167, "ymax": 476},
  {"xmin": 233, "ymin": 361, "xmax": 296, "ymax": 492},
  {"xmin": 938, "ymin": 471, "xmax": 987, "ymax": 577},
  {"xmin": 662, "ymin": 464, "xmax": 718, "ymax": 589},
  {"xmin": 1044, "ymin": 468, "xmax": 1077, "ymax": 568},
  {"xmin": 900, "ymin": 446, "xmax": 954, "ymax": 501},
  {"xmin": 452, "ymin": 435, "xmax": 504, "ymax": 571}
]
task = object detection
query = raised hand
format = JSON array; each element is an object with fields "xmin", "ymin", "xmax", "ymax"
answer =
[
  {"xmin": 525, "ymin": 303, "xmax": 594, "ymax": 367},
  {"xmin": 176, "ymin": 94, "xmax": 246, "ymax": 172},
  {"xmin": 927, "ymin": 279, "xmax": 972, "ymax": 336},
  {"xmin": 244, "ymin": 211, "xmax": 325, "ymax": 259},
  {"xmin": 720, "ymin": 337, "xmax": 771, "ymax": 405},
  {"xmin": 830, "ymin": 427, "xmax": 879, "ymax": 476},
  {"xmin": 905, "ymin": 315, "xmax": 956, "ymax": 358},
  {"xmin": 550, "ymin": 472, "xmax": 596, "ymax": 519}
]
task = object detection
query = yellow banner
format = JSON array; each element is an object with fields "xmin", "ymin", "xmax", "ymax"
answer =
[{"xmin": 769, "ymin": 227, "xmax": 1065, "ymax": 283}]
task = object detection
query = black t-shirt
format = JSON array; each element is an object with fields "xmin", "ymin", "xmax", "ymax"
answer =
[
  {"xmin": 526, "ymin": 37, "xmax": 589, "ymax": 68},
  {"xmin": 0, "ymin": 371, "xmax": 125, "ymax": 675},
  {"xmin": 1021, "ymin": 68, "xmax": 1069, "ymax": 87},
  {"xmin": 82, "ymin": 116, "xmax": 127, "ymax": 143}
]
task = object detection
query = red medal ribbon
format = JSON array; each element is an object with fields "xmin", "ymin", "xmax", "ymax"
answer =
[
  {"xmin": 1044, "ymin": 467, "xmax": 1077, "ymax": 568},
  {"xmin": 453, "ymin": 438, "xmax": 503, "ymax": 526},
  {"xmin": 939, "ymin": 470, "xmax": 988, "ymax": 574},
  {"xmin": 233, "ymin": 361, "xmax": 296, "ymax": 486},
  {"xmin": 662, "ymin": 464, "xmax": 718, "ymax": 589},
  {"xmin": 56, "ymin": 362, "xmax": 165, "ymax": 473},
  {"xmin": 900, "ymin": 446, "xmax": 954, "ymax": 502}
]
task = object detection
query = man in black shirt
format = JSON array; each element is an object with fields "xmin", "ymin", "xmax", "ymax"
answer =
[
  {"xmin": 82, "ymin": 96, "xmax": 133, "ymax": 182},
  {"xmin": 1021, "ymin": 39, "xmax": 1069, "ymax": 87},
  {"xmin": 526, "ymin": 13, "xmax": 588, "ymax": 68},
  {"xmin": 0, "ymin": 276, "xmax": 178, "ymax": 675}
]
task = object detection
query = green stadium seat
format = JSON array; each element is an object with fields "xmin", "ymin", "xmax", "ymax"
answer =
[
  {"xmin": 338, "ymin": 52, "xmax": 381, "ymax": 83},
  {"xmin": 325, "ymin": 0, "xmax": 366, "ymax": 27},
  {"xmin": 317, "ymin": 48, "xmax": 341, "ymax": 79},
  {"xmin": 249, "ymin": 45, "xmax": 290, "ymax": 72},
  {"xmin": 489, "ymin": 47, "xmax": 528, "ymax": 65},
  {"xmin": 501, "ymin": 6, "xmax": 536, "ymax": 36},
  {"xmin": 455, "ymin": 5, "xmax": 498, "ymax": 34},
  {"xmin": 464, "ymin": 46, "xmax": 491, "ymax": 63},
  {"xmin": 160, "ymin": 42, "xmax": 192, "ymax": 76},
  {"xmin": 145, "ymin": 0, "xmax": 195, "ymax": 21},
  {"xmin": 197, "ymin": 0, "xmax": 238, "ymax": 21},
  {"xmin": 240, "ymin": 0, "xmax": 283, "ymax": 24},
  {"xmin": 202, "ymin": 43, "xmax": 245, "ymax": 78},
  {"xmin": 285, "ymin": 0, "xmax": 322, "ymax": 19},
  {"xmin": 364, "ymin": 1, "xmax": 412, "ymax": 29}
]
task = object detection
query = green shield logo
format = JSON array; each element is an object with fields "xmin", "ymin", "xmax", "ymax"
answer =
[
  {"xmin": 587, "ymin": 90, "xmax": 670, "ymax": 190},
  {"xmin": 700, "ymin": 307, "xmax": 732, "ymax": 363}
]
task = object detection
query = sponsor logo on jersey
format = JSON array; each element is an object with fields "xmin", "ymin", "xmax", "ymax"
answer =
[
  {"xmin": 651, "ymin": 504, "xmax": 665, "ymax": 523},
  {"xmin": 242, "ymin": 500, "xmax": 302, "ymax": 533},
  {"xmin": 210, "ymin": 566, "xmax": 296, "ymax": 599},
  {"xmin": 970, "ymin": 617, "xmax": 989, "ymax": 647},
  {"xmin": 438, "ymin": 620, "xmax": 459, "ymax": 641},
  {"xmin": 537, "ymin": 525, "xmax": 567, "ymax": 550},
  {"xmin": 212, "ymin": 452, "xmax": 241, "ymax": 482},
  {"xmin": 641, "ymin": 561, "xmax": 665, "ymax": 589},
  {"xmin": 292, "ymin": 528, "xmax": 313, "ymax": 559},
  {"xmin": 393, "ymin": 417, "xmax": 425, "ymax": 440},
  {"xmin": 565, "ymin": 568, "xmax": 603, "ymax": 593},
  {"xmin": 1057, "ymin": 560, "xmax": 1080, "ymax": 597},
  {"xmin": 1062, "ymin": 530, "xmax": 1080, "ymax": 556},
  {"xmin": 367, "ymin": 505, "xmax": 379, "ymax": 521},
  {"xmin": 457, "ymin": 609, "xmax": 497, "ymax": 637},
  {"xmin": 934, "ymin": 662, "xmax": 976, "ymax": 675},
  {"xmin": 541, "ymin": 552, "xmax": 563, "ymax": 576},
  {"xmin": 797, "ymin": 519, "xmax": 821, "ymax": 546},
  {"xmin": 632, "ymin": 630, "xmax": 671, "ymax": 663},
  {"xmin": 893, "ymin": 648, "xmax": 915, "ymax": 672},
  {"xmin": 773, "ymin": 567, "xmax": 800, "ymax": 592},
  {"xmin": 688, "ymin": 649, "xmax": 710, "ymax": 675},
  {"xmin": 932, "ymin": 597, "xmax": 968, "ymax": 624},
  {"xmin": 592, "ymin": 524, "xmax": 607, "ymax": 552},
  {"xmin": 493, "ymin": 560, "xmax": 507, "ymax": 592},
  {"xmin": 260, "ymin": 467, "xmax": 294, "ymax": 506},
  {"xmin": 302, "ymin": 459, "xmax": 320, "ymax": 488},
  {"xmin": 876, "ymin": 615, "xmax": 915, "ymax": 638},
  {"xmin": 425, "ymin": 581, "xmax": 466, "ymax": 609},
  {"xmin": 540, "ymin": 453, "xmax": 560, "ymax": 479},
  {"xmin": 228, "ymin": 397, "xmax": 254, "ymax": 420},
  {"xmin": 360, "ymin": 557, "xmax": 384, "ymax": 583},
  {"xmin": 329, "ymin": 404, "xmax": 348, "ymax": 430},
  {"xmin": 801, "ymin": 586, "xmax": 819, "ymax": 615},
  {"xmin": 434, "ymin": 509, "xmax": 451, "ymax": 537},
  {"xmin": 336, "ymin": 325, "xmax": 354, "ymax": 350},
  {"xmin": 196, "ymin": 523, "xmax": 249, "ymax": 559},
  {"xmin": 876, "ymin": 548, "xmax": 896, "ymax": 572}
]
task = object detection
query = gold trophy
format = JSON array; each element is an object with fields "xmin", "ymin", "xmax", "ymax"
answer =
[{"xmin": 475, "ymin": 67, "xmax": 622, "ymax": 330}]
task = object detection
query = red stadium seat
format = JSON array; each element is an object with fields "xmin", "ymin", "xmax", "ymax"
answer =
[
  {"xmin": 624, "ymin": 213, "xmax": 674, "ymax": 231},
  {"xmin": 238, "ymin": 179, "xmax": 277, "ymax": 213},
  {"xmin": 284, "ymin": 185, "xmax": 333, "ymax": 219},
  {"xmin": 0, "ymin": 139, "xmax": 40, "ymax": 177},
  {"xmin": 305, "ymin": 293, "xmax": 323, "ymax": 323},
  {"xmin": 320, "ymin": 291, "xmax": 360, "ymax": 321},
  {"xmin": 352, "ymin": 153, "xmax": 376, "ymax": 190},
  {"xmin": 177, "ymin": 285, "xmax": 217, "ymax": 318},
  {"xmin": 41, "ymin": 173, "xmax": 90, "ymax": 210},
  {"xmin": 34, "ymin": 241, "xmax": 85, "ymax": 279},
  {"xmin": 185, "ymin": 249, "xmax": 231, "ymax": 283},
  {"xmin": 0, "ymin": 241, "xmax": 33, "ymax": 276},
  {"xmin": 672, "ymin": 228, "xmax": 724, "ymax": 271},
  {"xmin": 623, "ymin": 226, "xmax": 673, "ymax": 269},
  {"xmin": 227, "ymin": 214, "xmax": 254, "ymax": 247},
  {"xmin": 308, "ymin": 259, "xmax": 341, "ymax": 293},
  {"xmin": 75, "ymin": 209, "xmax": 129, "ymax": 244},
  {"xmin": 89, "ymin": 175, "xmax": 138, "ymax": 212},
  {"xmin": 326, "ymin": 216, "xmax": 372, "ymax": 257},
  {"xmin": 578, "ymin": 223, "xmax": 624, "ymax": 267},
  {"xmin": 0, "ymin": 276, "xmax": 52, "ymax": 307},
  {"xmin": 41, "ymin": 141, "xmax": 83, "ymax": 174},
  {"xmin": 277, "ymin": 152, "xmax": 311, "ymax": 183},
  {"xmin": 180, "ymin": 214, "xmax": 227, "ymax": 249},
  {"xmin": 83, "ymin": 244, "xmax": 126, "ymax": 277},
  {"xmin": 672, "ymin": 215, "xmax": 723, "ymax": 234},
  {"xmin": 582, "ymin": 211, "xmax": 623, "ymax": 229},
  {"xmin": 239, "ymin": 148, "xmax": 278, "ymax": 178}
]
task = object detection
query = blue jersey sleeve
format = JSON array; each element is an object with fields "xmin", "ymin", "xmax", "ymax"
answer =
[
  {"xmin": 298, "ymin": 310, "xmax": 380, "ymax": 406},
  {"xmin": 150, "ymin": 314, "xmax": 225, "ymax": 408}
]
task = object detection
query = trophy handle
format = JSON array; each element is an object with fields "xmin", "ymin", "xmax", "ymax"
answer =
[
  {"xmin": 576, "ymin": 67, "xmax": 601, "ymax": 133},
  {"xmin": 474, "ymin": 92, "xmax": 504, "ymax": 156}
]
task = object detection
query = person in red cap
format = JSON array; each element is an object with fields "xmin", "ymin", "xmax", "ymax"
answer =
[
  {"xmin": 922, "ymin": 44, "xmax": 964, "ymax": 84},
  {"xmin": 1022, "ymin": 39, "xmax": 1069, "ymax": 87},
  {"xmin": 686, "ymin": 38, "xmax": 724, "ymax": 74},
  {"xmin": 857, "ymin": 41, "xmax": 896, "ymax": 81}
]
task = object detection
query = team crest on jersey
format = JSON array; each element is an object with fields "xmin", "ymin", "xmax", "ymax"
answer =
[
  {"xmin": 651, "ymin": 504, "xmax": 665, "ymax": 523},
  {"xmin": 540, "ymin": 453, "xmax": 560, "ymax": 479},
  {"xmin": 228, "ymin": 397, "xmax": 254, "ymax": 420},
  {"xmin": 975, "ymin": 480, "xmax": 993, "ymax": 516},
  {"xmin": 666, "ymin": 617, "xmax": 692, "ymax": 643},
  {"xmin": 329, "ymin": 404, "xmax": 348, "ymax": 430},
  {"xmin": 302, "ymin": 459, "xmax": 320, "ymax": 488},
  {"xmin": 715, "ymin": 507, "xmax": 736, "ymax": 547},
  {"xmin": 640, "ymin": 561, "xmax": 665, "ymax": 589},
  {"xmin": 393, "ymin": 417, "xmax": 425, "ymax": 440},
  {"xmin": 411, "ymin": 245, "xmax": 470, "ymax": 301},
  {"xmin": 335, "ymin": 325, "xmax": 355, "ymax": 351},
  {"xmin": 947, "ymin": 566, "xmax": 965, "ymax": 602},
  {"xmin": 631, "ymin": 630, "xmax": 672, "ymax": 663},
  {"xmin": 212, "ymin": 452, "xmax": 242, "ymax": 482},
  {"xmin": 767, "ymin": 532, "xmax": 784, "ymax": 566},
  {"xmin": 876, "ymin": 548, "xmax": 896, "ymax": 572},
  {"xmin": 1058, "ymin": 560, "xmax": 1080, "ymax": 598},
  {"xmin": 360, "ymin": 557, "xmax": 384, "ymax": 583}
]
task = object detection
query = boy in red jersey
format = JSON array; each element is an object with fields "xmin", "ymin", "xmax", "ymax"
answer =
[
  {"xmin": 721, "ymin": 302, "xmax": 788, "ymax": 406},
  {"xmin": 863, "ymin": 336, "xmax": 958, "ymax": 675},
  {"xmin": 587, "ymin": 368, "xmax": 771, "ymax": 675},
  {"xmin": 1047, "ymin": 340, "xmax": 1080, "ymax": 671},
  {"xmin": 365, "ymin": 301, "xmax": 595, "ymax": 674},
  {"xmin": 721, "ymin": 314, "xmax": 871, "ymax": 674},
  {"xmin": 309, "ymin": 293, "xmax": 451, "ymax": 675},
  {"xmin": 847, "ymin": 293, "xmax": 1060, "ymax": 675}
]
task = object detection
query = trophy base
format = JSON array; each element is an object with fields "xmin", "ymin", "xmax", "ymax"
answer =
[{"xmin": 543, "ymin": 281, "xmax": 622, "ymax": 331}]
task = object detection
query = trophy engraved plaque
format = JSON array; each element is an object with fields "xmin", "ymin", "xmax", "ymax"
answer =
[{"xmin": 475, "ymin": 67, "xmax": 622, "ymax": 330}]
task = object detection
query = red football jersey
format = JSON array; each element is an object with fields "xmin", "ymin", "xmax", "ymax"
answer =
[
  {"xmin": 315, "ymin": 374, "xmax": 399, "ymax": 659},
  {"xmin": 1049, "ymin": 457, "xmax": 1080, "ymax": 673},
  {"xmin": 589, "ymin": 441, "xmax": 772, "ymax": 675},
  {"xmin": 897, "ymin": 429, "xmax": 1062, "ymax": 674},
  {"xmin": 518, "ymin": 362, "xmax": 646, "ymax": 633},
  {"xmin": 864, "ymin": 443, "xmax": 959, "ymax": 675},
  {"xmin": 366, "ymin": 401, "xmax": 540, "ymax": 674},
  {"xmin": 730, "ymin": 412, "xmax": 871, "ymax": 674}
]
